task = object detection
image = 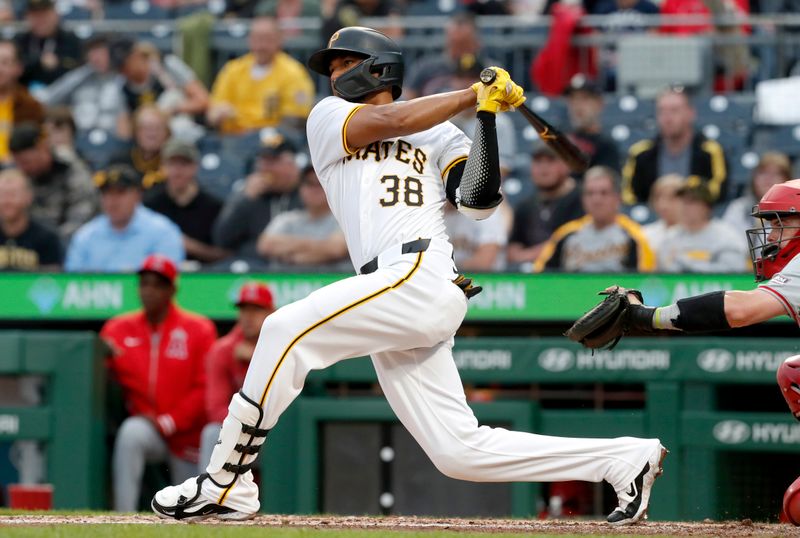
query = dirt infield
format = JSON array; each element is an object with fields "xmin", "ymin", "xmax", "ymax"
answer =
[{"xmin": 0, "ymin": 514, "xmax": 798, "ymax": 536}]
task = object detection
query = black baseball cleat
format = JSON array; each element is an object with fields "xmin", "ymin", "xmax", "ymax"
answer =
[
  {"xmin": 607, "ymin": 444, "xmax": 668, "ymax": 526},
  {"xmin": 151, "ymin": 474, "xmax": 255, "ymax": 522}
]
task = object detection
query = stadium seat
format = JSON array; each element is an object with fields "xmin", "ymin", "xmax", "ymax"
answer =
[
  {"xmin": 57, "ymin": 3, "xmax": 93, "ymax": 21},
  {"xmin": 694, "ymin": 95, "xmax": 755, "ymax": 133},
  {"xmin": 104, "ymin": 1, "xmax": 171, "ymax": 20},
  {"xmin": 601, "ymin": 95, "xmax": 656, "ymax": 133},
  {"xmin": 75, "ymin": 129, "xmax": 126, "ymax": 171},
  {"xmin": 751, "ymin": 125, "xmax": 800, "ymax": 158},
  {"xmin": 609, "ymin": 124, "xmax": 651, "ymax": 156},
  {"xmin": 197, "ymin": 152, "xmax": 245, "ymax": 200}
]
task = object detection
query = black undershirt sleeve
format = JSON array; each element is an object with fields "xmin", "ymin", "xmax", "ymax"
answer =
[{"xmin": 444, "ymin": 111, "xmax": 503, "ymax": 218}]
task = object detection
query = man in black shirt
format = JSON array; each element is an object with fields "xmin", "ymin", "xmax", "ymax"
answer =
[
  {"xmin": 212, "ymin": 136, "xmax": 302, "ymax": 265},
  {"xmin": 564, "ymin": 75, "xmax": 620, "ymax": 174},
  {"xmin": 507, "ymin": 142, "xmax": 584, "ymax": 270},
  {"xmin": 0, "ymin": 168, "xmax": 63, "ymax": 270},
  {"xmin": 16, "ymin": 0, "xmax": 83, "ymax": 88},
  {"xmin": 144, "ymin": 139, "xmax": 227, "ymax": 264}
]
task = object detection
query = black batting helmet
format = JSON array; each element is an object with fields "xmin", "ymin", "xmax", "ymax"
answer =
[{"xmin": 308, "ymin": 27, "xmax": 404, "ymax": 102}]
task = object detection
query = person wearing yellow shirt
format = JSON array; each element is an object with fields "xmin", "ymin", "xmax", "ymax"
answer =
[
  {"xmin": 0, "ymin": 40, "xmax": 44, "ymax": 164},
  {"xmin": 207, "ymin": 17, "xmax": 314, "ymax": 136}
]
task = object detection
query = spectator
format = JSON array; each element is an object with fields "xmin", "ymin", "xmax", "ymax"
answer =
[
  {"xmin": 622, "ymin": 86, "xmax": 728, "ymax": 205},
  {"xmin": 590, "ymin": 0, "xmax": 659, "ymax": 90},
  {"xmin": 320, "ymin": 0, "xmax": 404, "ymax": 44},
  {"xmin": 41, "ymin": 35, "xmax": 128, "ymax": 138},
  {"xmin": 10, "ymin": 122, "xmax": 95, "ymax": 238},
  {"xmin": 507, "ymin": 142, "xmax": 584, "ymax": 268},
  {"xmin": 100, "ymin": 254, "xmax": 216, "ymax": 512},
  {"xmin": 213, "ymin": 136, "xmax": 302, "ymax": 264},
  {"xmin": 199, "ymin": 281, "xmax": 275, "ymax": 468},
  {"xmin": 405, "ymin": 12, "xmax": 497, "ymax": 99},
  {"xmin": 65, "ymin": 164, "xmax": 184, "ymax": 272},
  {"xmin": 444, "ymin": 201, "xmax": 508, "ymax": 272},
  {"xmin": 642, "ymin": 174, "xmax": 684, "ymax": 252},
  {"xmin": 0, "ymin": 1, "xmax": 13, "ymax": 22},
  {"xmin": 42, "ymin": 105, "xmax": 77, "ymax": 159},
  {"xmin": 0, "ymin": 168, "xmax": 63, "ymax": 270},
  {"xmin": 657, "ymin": 177, "xmax": 749, "ymax": 272},
  {"xmin": 722, "ymin": 151, "xmax": 792, "ymax": 237},
  {"xmin": 564, "ymin": 74, "xmax": 620, "ymax": 173},
  {"xmin": 0, "ymin": 40, "xmax": 44, "ymax": 164},
  {"xmin": 15, "ymin": 0, "xmax": 83, "ymax": 89},
  {"xmin": 144, "ymin": 139, "xmax": 228, "ymax": 264},
  {"xmin": 207, "ymin": 16, "xmax": 314, "ymax": 136},
  {"xmin": 257, "ymin": 0, "xmax": 321, "ymax": 26},
  {"xmin": 534, "ymin": 166, "xmax": 654, "ymax": 272},
  {"xmin": 110, "ymin": 105, "xmax": 170, "ymax": 186},
  {"xmin": 110, "ymin": 37, "xmax": 210, "ymax": 122},
  {"xmin": 256, "ymin": 166, "xmax": 349, "ymax": 271}
]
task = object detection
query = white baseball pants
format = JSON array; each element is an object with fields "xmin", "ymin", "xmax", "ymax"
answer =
[{"xmin": 203, "ymin": 238, "xmax": 661, "ymax": 511}]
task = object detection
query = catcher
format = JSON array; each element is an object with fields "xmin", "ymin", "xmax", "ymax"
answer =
[{"xmin": 567, "ymin": 178, "xmax": 800, "ymax": 420}]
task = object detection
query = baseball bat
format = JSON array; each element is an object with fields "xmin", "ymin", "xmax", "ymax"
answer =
[{"xmin": 479, "ymin": 68, "xmax": 590, "ymax": 174}]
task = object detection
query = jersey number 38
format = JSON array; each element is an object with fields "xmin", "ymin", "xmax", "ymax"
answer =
[{"xmin": 379, "ymin": 175, "xmax": 424, "ymax": 207}]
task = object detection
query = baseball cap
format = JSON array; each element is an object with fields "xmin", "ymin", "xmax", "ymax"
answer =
[
  {"xmin": 257, "ymin": 132, "xmax": 296, "ymax": 159},
  {"xmin": 137, "ymin": 254, "xmax": 178, "ymax": 284},
  {"xmin": 235, "ymin": 282, "xmax": 274, "ymax": 310},
  {"xmin": 26, "ymin": 0, "xmax": 55, "ymax": 12},
  {"xmin": 677, "ymin": 176, "xmax": 715, "ymax": 206},
  {"xmin": 109, "ymin": 37, "xmax": 136, "ymax": 70},
  {"xmin": 9, "ymin": 122, "xmax": 44, "ymax": 153},
  {"xmin": 93, "ymin": 164, "xmax": 141, "ymax": 191},
  {"xmin": 162, "ymin": 138, "xmax": 199, "ymax": 162},
  {"xmin": 564, "ymin": 74, "xmax": 601, "ymax": 97}
]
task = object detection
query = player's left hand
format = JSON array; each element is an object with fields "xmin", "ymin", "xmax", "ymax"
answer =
[
  {"xmin": 564, "ymin": 286, "xmax": 650, "ymax": 349},
  {"xmin": 470, "ymin": 67, "xmax": 526, "ymax": 113}
]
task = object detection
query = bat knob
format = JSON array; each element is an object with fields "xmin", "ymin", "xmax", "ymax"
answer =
[{"xmin": 479, "ymin": 68, "xmax": 496, "ymax": 85}]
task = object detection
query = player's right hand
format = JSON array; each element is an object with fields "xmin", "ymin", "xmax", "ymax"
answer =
[{"xmin": 470, "ymin": 67, "xmax": 526, "ymax": 114}]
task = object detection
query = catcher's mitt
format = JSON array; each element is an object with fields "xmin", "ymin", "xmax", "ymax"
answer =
[{"xmin": 564, "ymin": 286, "xmax": 645, "ymax": 350}]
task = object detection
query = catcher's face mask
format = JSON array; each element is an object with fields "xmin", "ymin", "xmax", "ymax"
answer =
[{"xmin": 747, "ymin": 211, "xmax": 800, "ymax": 281}]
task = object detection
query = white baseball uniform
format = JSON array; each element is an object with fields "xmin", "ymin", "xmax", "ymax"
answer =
[{"xmin": 202, "ymin": 96, "xmax": 661, "ymax": 512}]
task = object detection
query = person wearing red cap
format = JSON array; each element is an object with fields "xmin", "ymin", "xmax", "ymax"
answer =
[
  {"xmin": 100, "ymin": 254, "xmax": 217, "ymax": 512},
  {"xmin": 199, "ymin": 282, "xmax": 275, "ymax": 469}
]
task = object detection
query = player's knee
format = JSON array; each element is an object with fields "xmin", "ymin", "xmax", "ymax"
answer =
[
  {"xmin": 115, "ymin": 416, "xmax": 157, "ymax": 450},
  {"xmin": 428, "ymin": 449, "xmax": 475, "ymax": 480}
]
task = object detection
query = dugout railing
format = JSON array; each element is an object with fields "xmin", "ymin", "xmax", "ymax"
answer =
[{"xmin": 0, "ymin": 331, "xmax": 106, "ymax": 509}]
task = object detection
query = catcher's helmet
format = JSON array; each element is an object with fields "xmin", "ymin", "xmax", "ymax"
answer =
[
  {"xmin": 778, "ymin": 355, "xmax": 800, "ymax": 420},
  {"xmin": 747, "ymin": 179, "xmax": 800, "ymax": 281},
  {"xmin": 308, "ymin": 27, "xmax": 404, "ymax": 102}
]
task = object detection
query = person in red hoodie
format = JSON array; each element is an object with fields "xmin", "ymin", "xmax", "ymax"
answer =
[
  {"xmin": 199, "ymin": 282, "xmax": 275, "ymax": 469},
  {"xmin": 101, "ymin": 254, "xmax": 217, "ymax": 512}
]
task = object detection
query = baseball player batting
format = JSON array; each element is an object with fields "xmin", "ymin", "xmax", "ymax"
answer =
[{"xmin": 151, "ymin": 27, "xmax": 666, "ymax": 526}]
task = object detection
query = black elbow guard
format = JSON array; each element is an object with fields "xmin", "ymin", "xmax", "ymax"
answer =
[
  {"xmin": 457, "ymin": 111, "xmax": 502, "ymax": 219},
  {"xmin": 674, "ymin": 291, "xmax": 731, "ymax": 332}
]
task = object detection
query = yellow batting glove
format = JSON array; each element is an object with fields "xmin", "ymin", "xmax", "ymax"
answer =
[{"xmin": 470, "ymin": 67, "xmax": 526, "ymax": 113}]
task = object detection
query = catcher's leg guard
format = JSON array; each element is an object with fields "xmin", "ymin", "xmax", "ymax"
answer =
[{"xmin": 206, "ymin": 391, "xmax": 269, "ymax": 488}]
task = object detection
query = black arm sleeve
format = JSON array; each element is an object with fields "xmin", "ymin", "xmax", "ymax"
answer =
[{"xmin": 446, "ymin": 111, "xmax": 503, "ymax": 218}]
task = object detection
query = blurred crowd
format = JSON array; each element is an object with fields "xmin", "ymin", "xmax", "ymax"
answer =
[{"xmin": 0, "ymin": 0, "xmax": 797, "ymax": 276}]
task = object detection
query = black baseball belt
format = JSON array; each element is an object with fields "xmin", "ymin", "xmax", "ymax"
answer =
[{"xmin": 359, "ymin": 238, "xmax": 431, "ymax": 275}]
